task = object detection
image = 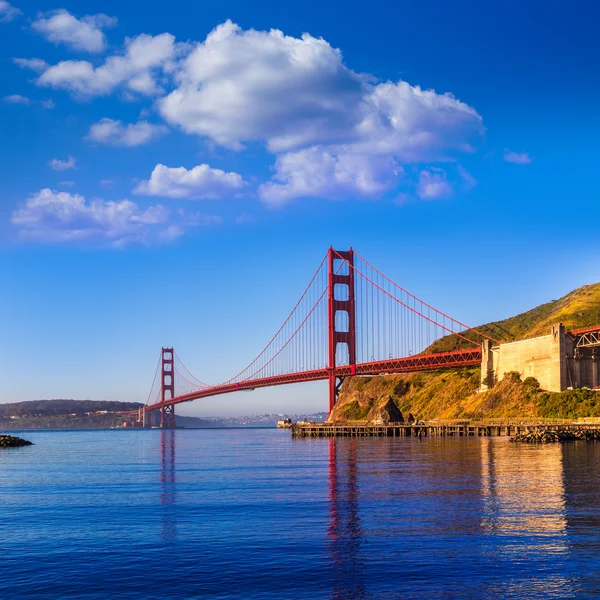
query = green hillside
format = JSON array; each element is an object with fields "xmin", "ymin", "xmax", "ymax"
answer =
[
  {"xmin": 331, "ymin": 282, "xmax": 600, "ymax": 423},
  {"xmin": 426, "ymin": 282, "xmax": 600, "ymax": 354}
]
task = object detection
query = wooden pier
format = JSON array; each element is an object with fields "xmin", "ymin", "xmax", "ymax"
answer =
[{"xmin": 291, "ymin": 421, "xmax": 600, "ymax": 438}]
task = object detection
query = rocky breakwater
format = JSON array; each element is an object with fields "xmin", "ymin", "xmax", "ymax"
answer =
[
  {"xmin": 0, "ymin": 434, "xmax": 33, "ymax": 448},
  {"xmin": 511, "ymin": 428, "xmax": 600, "ymax": 443}
]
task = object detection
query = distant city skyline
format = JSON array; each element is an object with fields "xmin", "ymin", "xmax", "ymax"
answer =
[{"xmin": 1, "ymin": 0, "xmax": 599, "ymax": 415}]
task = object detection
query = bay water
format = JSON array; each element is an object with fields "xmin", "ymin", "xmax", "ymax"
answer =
[{"xmin": 1, "ymin": 429, "xmax": 600, "ymax": 598}]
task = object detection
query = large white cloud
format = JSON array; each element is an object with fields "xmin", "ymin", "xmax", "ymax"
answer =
[
  {"xmin": 35, "ymin": 33, "xmax": 181, "ymax": 97},
  {"xmin": 158, "ymin": 21, "xmax": 482, "ymax": 157},
  {"xmin": 159, "ymin": 20, "xmax": 367, "ymax": 152},
  {"xmin": 87, "ymin": 118, "xmax": 168, "ymax": 147},
  {"xmin": 259, "ymin": 147, "xmax": 401, "ymax": 206},
  {"xmin": 11, "ymin": 188, "xmax": 217, "ymax": 246},
  {"xmin": 31, "ymin": 10, "xmax": 117, "ymax": 53},
  {"xmin": 133, "ymin": 163, "xmax": 247, "ymax": 199},
  {"xmin": 155, "ymin": 21, "xmax": 482, "ymax": 203},
  {"xmin": 0, "ymin": 0, "xmax": 21, "ymax": 23}
]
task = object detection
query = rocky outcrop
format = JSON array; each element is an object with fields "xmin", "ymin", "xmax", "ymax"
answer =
[
  {"xmin": 0, "ymin": 435, "xmax": 33, "ymax": 448},
  {"xmin": 367, "ymin": 395, "xmax": 404, "ymax": 424},
  {"xmin": 328, "ymin": 389, "xmax": 407, "ymax": 424}
]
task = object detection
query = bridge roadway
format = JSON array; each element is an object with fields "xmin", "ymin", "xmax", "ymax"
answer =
[{"xmin": 144, "ymin": 348, "xmax": 482, "ymax": 412}]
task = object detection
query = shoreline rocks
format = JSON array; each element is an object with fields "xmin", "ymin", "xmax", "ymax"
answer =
[
  {"xmin": 0, "ymin": 434, "xmax": 33, "ymax": 448},
  {"xmin": 511, "ymin": 428, "xmax": 600, "ymax": 443}
]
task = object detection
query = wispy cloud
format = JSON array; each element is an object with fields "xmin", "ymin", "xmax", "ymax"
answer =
[
  {"xmin": 417, "ymin": 168, "xmax": 453, "ymax": 200},
  {"xmin": 4, "ymin": 94, "xmax": 30, "ymax": 104},
  {"xmin": 87, "ymin": 118, "xmax": 168, "ymax": 147},
  {"xmin": 49, "ymin": 156, "xmax": 76, "ymax": 171},
  {"xmin": 504, "ymin": 150, "xmax": 532, "ymax": 165},
  {"xmin": 11, "ymin": 188, "xmax": 219, "ymax": 247},
  {"xmin": 0, "ymin": 0, "xmax": 22, "ymax": 23}
]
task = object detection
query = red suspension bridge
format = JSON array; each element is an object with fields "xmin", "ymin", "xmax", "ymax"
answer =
[{"xmin": 141, "ymin": 248, "xmax": 501, "ymax": 428}]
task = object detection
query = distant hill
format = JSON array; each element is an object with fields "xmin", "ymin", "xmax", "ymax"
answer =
[
  {"xmin": 331, "ymin": 282, "xmax": 600, "ymax": 422},
  {"xmin": 0, "ymin": 399, "xmax": 143, "ymax": 418},
  {"xmin": 426, "ymin": 282, "xmax": 600, "ymax": 354},
  {"xmin": 0, "ymin": 399, "xmax": 327, "ymax": 429},
  {"xmin": 0, "ymin": 399, "xmax": 144, "ymax": 430}
]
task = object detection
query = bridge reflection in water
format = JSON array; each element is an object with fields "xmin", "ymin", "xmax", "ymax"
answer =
[
  {"xmin": 153, "ymin": 431, "xmax": 599, "ymax": 597},
  {"xmin": 324, "ymin": 436, "xmax": 586, "ymax": 598},
  {"xmin": 327, "ymin": 439, "xmax": 366, "ymax": 599},
  {"xmin": 160, "ymin": 429, "xmax": 177, "ymax": 541}
]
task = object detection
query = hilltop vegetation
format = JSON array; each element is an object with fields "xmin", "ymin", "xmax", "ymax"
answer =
[
  {"xmin": 427, "ymin": 282, "xmax": 600, "ymax": 354},
  {"xmin": 331, "ymin": 370, "xmax": 600, "ymax": 422},
  {"xmin": 331, "ymin": 282, "xmax": 600, "ymax": 423}
]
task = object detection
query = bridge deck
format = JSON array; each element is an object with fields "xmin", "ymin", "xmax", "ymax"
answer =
[{"xmin": 145, "ymin": 348, "xmax": 482, "ymax": 412}]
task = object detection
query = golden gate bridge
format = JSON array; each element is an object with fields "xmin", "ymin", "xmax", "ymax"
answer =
[{"xmin": 140, "ymin": 248, "xmax": 501, "ymax": 427}]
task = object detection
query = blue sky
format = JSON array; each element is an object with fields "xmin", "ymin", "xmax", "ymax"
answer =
[{"xmin": 1, "ymin": 0, "xmax": 599, "ymax": 416}]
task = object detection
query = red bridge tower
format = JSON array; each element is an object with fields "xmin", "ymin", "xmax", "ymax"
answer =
[
  {"xmin": 328, "ymin": 248, "xmax": 357, "ymax": 414},
  {"xmin": 160, "ymin": 347, "xmax": 176, "ymax": 428}
]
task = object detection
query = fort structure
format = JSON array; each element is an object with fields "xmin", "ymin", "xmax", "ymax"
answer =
[{"xmin": 481, "ymin": 323, "xmax": 600, "ymax": 392}]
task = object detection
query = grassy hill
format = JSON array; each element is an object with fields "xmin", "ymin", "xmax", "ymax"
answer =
[
  {"xmin": 426, "ymin": 282, "xmax": 600, "ymax": 354},
  {"xmin": 331, "ymin": 282, "xmax": 600, "ymax": 423}
]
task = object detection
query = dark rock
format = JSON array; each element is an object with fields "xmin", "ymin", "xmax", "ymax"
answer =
[
  {"xmin": 406, "ymin": 413, "xmax": 415, "ymax": 424},
  {"xmin": 511, "ymin": 428, "xmax": 600, "ymax": 443},
  {"xmin": 367, "ymin": 395, "xmax": 404, "ymax": 424},
  {"xmin": 0, "ymin": 435, "xmax": 33, "ymax": 448}
]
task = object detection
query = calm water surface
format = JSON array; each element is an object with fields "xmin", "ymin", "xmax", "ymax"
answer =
[{"xmin": 1, "ymin": 429, "xmax": 600, "ymax": 599}]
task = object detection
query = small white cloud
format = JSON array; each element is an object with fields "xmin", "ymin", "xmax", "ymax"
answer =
[
  {"xmin": 42, "ymin": 98, "xmax": 55, "ymax": 109},
  {"xmin": 11, "ymin": 188, "xmax": 176, "ymax": 246},
  {"xmin": 36, "ymin": 33, "xmax": 184, "ymax": 98},
  {"xmin": 49, "ymin": 156, "xmax": 76, "ymax": 171},
  {"xmin": 0, "ymin": 0, "xmax": 22, "ymax": 23},
  {"xmin": 134, "ymin": 163, "xmax": 247, "ymax": 199},
  {"xmin": 59, "ymin": 180, "xmax": 75, "ymax": 187},
  {"xmin": 258, "ymin": 147, "xmax": 401, "ymax": 206},
  {"xmin": 100, "ymin": 179, "xmax": 115, "ymax": 187},
  {"xmin": 13, "ymin": 57, "xmax": 49, "ymax": 73},
  {"xmin": 417, "ymin": 168, "xmax": 453, "ymax": 200},
  {"xmin": 4, "ymin": 94, "xmax": 30, "ymax": 104},
  {"xmin": 87, "ymin": 118, "xmax": 168, "ymax": 147},
  {"xmin": 31, "ymin": 9, "xmax": 117, "ymax": 53},
  {"xmin": 504, "ymin": 150, "xmax": 532, "ymax": 165}
]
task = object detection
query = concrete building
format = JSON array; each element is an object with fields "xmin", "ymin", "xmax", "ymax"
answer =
[{"xmin": 481, "ymin": 323, "xmax": 600, "ymax": 392}]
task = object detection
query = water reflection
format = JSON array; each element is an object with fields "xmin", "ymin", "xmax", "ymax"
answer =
[
  {"xmin": 479, "ymin": 438, "xmax": 574, "ymax": 597},
  {"xmin": 328, "ymin": 439, "xmax": 366, "ymax": 599},
  {"xmin": 480, "ymin": 439, "xmax": 568, "ymax": 536},
  {"xmin": 160, "ymin": 429, "xmax": 177, "ymax": 541}
]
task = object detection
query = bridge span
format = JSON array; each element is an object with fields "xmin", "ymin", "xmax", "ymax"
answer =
[{"xmin": 137, "ymin": 247, "xmax": 497, "ymax": 428}]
